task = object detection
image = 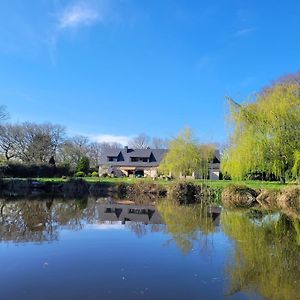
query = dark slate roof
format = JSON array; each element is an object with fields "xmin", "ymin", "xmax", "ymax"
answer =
[
  {"xmin": 106, "ymin": 149, "xmax": 121, "ymax": 157},
  {"xmin": 99, "ymin": 147, "xmax": 221, "ymax": 167},
  {"xmin": 99, "ymin": 147, "xmax": 168, "ymax": 167}
]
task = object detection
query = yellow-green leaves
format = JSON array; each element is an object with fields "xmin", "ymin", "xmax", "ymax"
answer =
[
  {"xmin": 159, "ymin": 128, "xmax": 215, "ymax": 178},
  {"xmin": 223, "ymin": 82, "xmax": 300, "ymax": 181}
]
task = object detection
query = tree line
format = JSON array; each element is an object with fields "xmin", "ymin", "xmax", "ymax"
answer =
[{"xmin": 0, "ymin": 107, "xmax": 168, "ymax": 176}]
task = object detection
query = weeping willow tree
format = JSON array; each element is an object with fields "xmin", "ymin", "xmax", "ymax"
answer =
[
  {"xmin": 157, "ymin": 200, "xmax": 216, "ymax": 253},
  {"xmin": 222, "ymin": 81, "xmax": 300, "ymax": 183},
  {"xmin": 222, "ymin": 211, "xmax": 300, "ymax": 299},
  {"xmin": 159, "ymin": 128, "xmax": 215, "ymax": 178},
  {"xmin": 292, "ymin": 150, "xmax": 300, "ymax": 180}
]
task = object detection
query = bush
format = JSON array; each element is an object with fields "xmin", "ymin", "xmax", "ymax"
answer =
[
  {"xmin": 91, "ymin": 171, "xmax": 99, "ymax": 177},
  {"xmin": 75, "ymin": 171, "xmax": 85, "ymax": 177},
  {"xmin": 277, "ymin": 186, "xmax": 300, "ymax": 217},
  {"xmin": 222, "ymin": 184, "xmax": 258, "ymax": 208},
  {"xmin": 256, "ymin": 190, "xmax": 279, "ymax": 209},
  {"xmin": 128, "ymin": 181, "xmax": 167, "ymax": 197},
  {"xmin": 0, "ymin": 163, "xmax": 70, "ymax": 178}
]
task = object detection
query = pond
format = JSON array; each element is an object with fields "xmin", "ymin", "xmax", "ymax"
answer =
[{"xmin": 0, "ymin": 197, "xmax": 299, "ymax": 300}]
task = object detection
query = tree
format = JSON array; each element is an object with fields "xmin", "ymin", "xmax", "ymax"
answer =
[
  {"xmin": 292, "ymin": 151, "xmax": 300, "ymax": 180},
  {"xmin": 76, "ymin": 156, "xmax": 90, "ymax": 174},
  {"xmin": 0, "ymin": 122, "xmax": 65, "ymax": 163},
  {"xmin": 159, "ymin": 128, "xmax": 214, "ymax": 178},
  {"xmin": 57, "ymin": 135, "xmax": 89, "ymax": 168},
  {"xmin": 87, "ymin": 142, "xmax": 122, "ymax": 168},
  {"xmin": 0, "ymin": 105, "xmax": 9, "ymax": 122},
  {"xmin": 152, "ymin": 137, "xmax": 168, "ymax": 149},
  {"xmin": 222, "ymin": 79, "xmax": 300, "ymax": 183},
  {"xmin": 0, "ymin": 124, "xmax": 18, "ymax": 160},
  {"xmin": 129, "ymin": 134, "xmax": 150, "ymax": 149}
]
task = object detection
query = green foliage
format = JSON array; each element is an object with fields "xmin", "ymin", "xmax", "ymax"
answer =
[
  {"xmin": 292, "ymin": 150, "xmax": 300, "ymax": 179},
  {"xmin": 222, "ymin": 211, "xmax": 300, "ymax": 299},
  {"xmin": 159, "ymin": 128, "xmax": 215, "ymax": 178},
  {"xmin": 91, "ymin": 171, "xmax": 99, "ymax": 177},
  {"xmin": 75, "ymin": 171, "xmax": 85, "ymax": 177},
  {"xmin": 157, "ymin": 200, "xmax": 216, "ymax": 253},
  {"xmin": 223, "ymin": 82, "xmax": 300, "ymax": 182},
  {"xmin": 76, "ymin": 156, "xmax": 90, "ymax": 174}
]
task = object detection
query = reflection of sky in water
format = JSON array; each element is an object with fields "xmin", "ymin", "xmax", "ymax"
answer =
[{"xmin": 0, "ymin": 199, "xmax": 296, "ymax": 300}]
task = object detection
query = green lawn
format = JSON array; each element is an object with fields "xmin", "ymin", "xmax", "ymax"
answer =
[{"xmin": 33, "ymin": 177, "xmax": 293, "ymax": 190}]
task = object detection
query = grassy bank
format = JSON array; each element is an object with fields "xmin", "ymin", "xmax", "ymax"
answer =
[{"xmin": 33, "ymin": 177, "xmax": 290, "ymax": 190}]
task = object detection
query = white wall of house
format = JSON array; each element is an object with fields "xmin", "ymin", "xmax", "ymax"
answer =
[{"xmin": 144, "ymin": 167, "xmax": 158, "ymax": 178}]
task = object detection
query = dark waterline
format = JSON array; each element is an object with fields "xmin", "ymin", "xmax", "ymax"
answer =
[{"xmin": 0, "ymin": 198, "xmax": 299, "ymax": 299}]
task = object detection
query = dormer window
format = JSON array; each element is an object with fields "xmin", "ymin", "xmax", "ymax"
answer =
[
  {"xmin": 130, "ymin": 157, "xmax": 149, "ymax": 162},
  {"xmin": 108, "ymin": 156, "xmax": 118, "ymax": 162}
]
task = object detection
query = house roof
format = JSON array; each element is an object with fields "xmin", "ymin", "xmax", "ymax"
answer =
[
  {"xmin": 99, "ymin": 147, "xmax": 221, "ymax": 167},
  {"xmin": 99, "ymin": 147, "xmax": 168, "ymax": 167}
]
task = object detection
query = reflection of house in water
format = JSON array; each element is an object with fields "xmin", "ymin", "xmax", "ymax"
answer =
[
  {"xmin": 0, "ymin": 198, "xmax": 222, "ymax": 243},
  {"xmin": 99, "ymin": 204, "xmax": 164, "ymax": 225},
  {"xmin": 98, "ymin": 204, "xmax": 221, "ymax": 227},
  {"xmin": 208, "ymin": 207, "xmax": 221, "ymax": 227}
]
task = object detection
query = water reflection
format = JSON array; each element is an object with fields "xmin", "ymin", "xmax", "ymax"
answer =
[
  {"xmin": 1, "ymin": 197, "xmax": 300, "ymax": 299},
  {"xmin": 157, "ymin": 200, "xmax": 221, "ymax": 253},
  {"xmin": 222, "ymin": 209, "xmax": 300, "ymax": 300},
  {"xmin": 0, "ymin": 198, "xmax": 167, "ymax": 243}
]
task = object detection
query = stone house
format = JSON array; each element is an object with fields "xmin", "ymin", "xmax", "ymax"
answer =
[{"xmin": 99, "ymin": 146, "xmax": 220, "ymax": 179}]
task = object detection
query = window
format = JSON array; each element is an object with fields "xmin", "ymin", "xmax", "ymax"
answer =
[
  {"xmin": 108, "ymin": 157, "xmax": 118, "ymax": 162},
  {"xmin": 130, "ymin": 157, "xmax": 149, "ymax": 162}
]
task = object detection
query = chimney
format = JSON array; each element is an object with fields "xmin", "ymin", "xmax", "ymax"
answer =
[{"xmin": 124, "ymin": 145, "xmax": 128, "ymax": 152}]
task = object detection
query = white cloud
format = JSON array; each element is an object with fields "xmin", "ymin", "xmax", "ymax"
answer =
[
  {"xmin": 234, "ymin": 27, "xmax": 256, "ymax": 37},
  {"xmin": 90, "ymin": 134, "xmax": 133, "ymax": 145},
  {"xmin": 58, "ymin": 1, "xmax": 100, "ymax": 29}
]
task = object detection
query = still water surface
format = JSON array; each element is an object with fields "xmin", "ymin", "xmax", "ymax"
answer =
[{"xmin": 0, "ymin": 198, "xmax": 299, "ymax": 300}]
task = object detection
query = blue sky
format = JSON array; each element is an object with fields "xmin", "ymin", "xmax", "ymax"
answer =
[{"xmin": 1, "ymin": 0, "xmax": 300, "ymax": 145}]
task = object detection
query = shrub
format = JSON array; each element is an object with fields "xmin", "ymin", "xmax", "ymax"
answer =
[
  {"xmin": 277, "ymin": 186, "xmax": 300, "ymax": 216},
  {"xmin": 91, "ymin": 171, "xmax": 99, "ymax": 177},
  {"xmin": 256, "ymin": 190, "xmax": 279, "ymax": 209},
  {"xmin": 129, "ymin": 181, "xmax": 167, "ymax": 197},
  {"xmin": 0, "ymin": 163, "xmax": 70, "ymax": 178},
  {"xmin": 222, "ymin": 184, "xmax": 258, "ymax": 208},
  {"xmin": 75, "ymin": 171, "xmax": 85, "ymax": 177}
]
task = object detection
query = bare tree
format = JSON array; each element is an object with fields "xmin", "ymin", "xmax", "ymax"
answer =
[
  {"xmin": 0, "ymin": 124, "xmax": 18, "ymax": 160},
  {"xmin": 0, "ymin": 106, "xmax": 9, "ymax": 122},
  {"xmin": 152, "ymin": 137, "xmax": 168, "ymax": 149},
  {"xmin": 129, "ymin": 134, "xmax": 150, "ymax": 149},
  {"xmin": 88, "ymin": 142, "xmax": 122, "ymax": 167},
  {"xmin": 0, "ymin": 122, "xmax": 66, "ymax": 163},
  {"xmin": 57, "ymin": 135, "xmax": 89, "ymax": 168}
]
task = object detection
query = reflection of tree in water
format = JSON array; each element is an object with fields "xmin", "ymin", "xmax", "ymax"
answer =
[
  {"xmin": 125, "ymin": 222, "xmax": 166, "ymax": 238},
  {"xmin": 157, "ymin": 200, "xmax": 217, "ymax": 254},
  {"xmin": 0, "ymin": 200, "xmax": 58, "ymax": 243},
  {"xmin": 0, "ymin": 198, "xmax": 165, "ymax": 243},
  {"xmin": 222, "ymin": 210, "xmax": 300, "ymax": 300},
  {"xmin": 0, "ymin": 199, "xmax": 89, "ymax": 243}
]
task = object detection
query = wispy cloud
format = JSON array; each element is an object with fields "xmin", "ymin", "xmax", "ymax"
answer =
[
  {"xmin": 57, "ymin": 1, "xmax": 100, "ymax": 30},
  {"xmin": 89, "ymin": 134, "xmax": 133, "ymax": 145},
  {"xmin": 234, "ymin": 27, "xmax": 256, "ymax": 37}
]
